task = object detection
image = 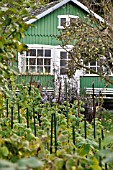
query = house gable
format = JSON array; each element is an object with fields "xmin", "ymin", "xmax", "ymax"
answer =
[{"xmin": 22, "ymin": 1, "xmax": 88, "ymax": 45}]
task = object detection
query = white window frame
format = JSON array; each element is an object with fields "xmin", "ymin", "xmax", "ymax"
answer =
[
  {"xmin": 57, "ymin": 15, "xmax": 79, "ymax": 29},
  {"xmin": 83, "ymin": 60, "xmax": 102, "ymax": 76},
  {"xmin": 57, "ymin": 49, "xmax": 71, "ymax": 75},
  {"xmin": 18, "ymin": 45, "xmax": 54, "ymax": 74}
]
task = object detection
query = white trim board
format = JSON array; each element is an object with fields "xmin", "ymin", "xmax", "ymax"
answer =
[
  {"xmin": 26, "ymin": 44, "xmax": 73, "ymax": 49},
  {"xmin": 26, "ymin": 0, "xmax": 104, "ymax": 24}
]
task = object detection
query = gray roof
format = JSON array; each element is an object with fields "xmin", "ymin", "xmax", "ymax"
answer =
[
  {"xmin": 26, "ymin": 0, "xmax": 104, "ymax": 24},
  {"xmin": 31, "ymin": 1, "xmax": 60, "ymax": 16}
]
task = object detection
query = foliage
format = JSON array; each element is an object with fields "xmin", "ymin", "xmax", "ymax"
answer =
[
  {"xmin": 0, "ymin": 0, "xmax": 45, "ymax": 92},
  {"xmin": 58, "ymin": 0, "xmax": 113, "ymax": 86},
  {"xmin": 0, "ymin": 157, "xmax": 43, "ymax": 170},
  {"xmin": 1, "ymin": 84, "xmax": 113, "ymax": 169}
]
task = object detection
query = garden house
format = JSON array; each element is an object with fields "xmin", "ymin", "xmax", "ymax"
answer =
[{"xmin": 17, "ymin": 0, "xmax": 113, "ymax": 103}]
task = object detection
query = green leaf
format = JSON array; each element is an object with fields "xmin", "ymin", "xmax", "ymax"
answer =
[
  {"xmin": 102, "ymin": 135, "xmax": 113, "ymax": 146},
  {"xmin": 0, "ymin": 168, "xmax": 16, "ymax": 170},
  {"xmin": 0, "ymin": 160, "xmax": 15, "ymax": 167},
  {"xmin": 17, "ymin": 157, "xmax": 43, "ymax": 168},
  {"xmin": 1, "ymin": 146, "xmax": 9, "ymax": 157},
  {"xmin": 54, "ymin": 158, "xmax": 64, "ymax": 170},
  {"xmin": 15, "ymin": 32, "xmax": 22, "ymax": 40},
  {"xmin": 5, "ymin": 16, "xmax": 11, "ymax": 26},
  {"xmin": 79, "ymin": 144, "xmax": 90, "ymax": 156},
  {"xmin": 90, "ymin": 165, "xmax": 102, "ymax": 170},
  {"xmin": 0, "ymin": 167, "xmax": 15, "ymax": 170},
  {"xmin": 0, "ymin": 41, "xmax": 3, "ymax": 48},
  {"xmin": 66, "ymin": 158, "xmax": 76, "ymax": 170}
]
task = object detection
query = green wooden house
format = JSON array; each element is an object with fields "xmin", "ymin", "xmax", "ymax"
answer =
[{"xmin": 17, "ymin": 0, "xmax": 113, "ymax": 101}]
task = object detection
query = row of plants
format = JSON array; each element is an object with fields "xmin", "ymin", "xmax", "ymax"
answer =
[{"xmin": 0, "ymin": 80, "xmax": 113, "ymax": 170}]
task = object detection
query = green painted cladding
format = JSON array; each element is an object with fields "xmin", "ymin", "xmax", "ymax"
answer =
[
  {"xmin": 16, "ymin": 75, "xmax": 54, "ymax": 88},
  {"xmin": 22, "ymin": 2, "xmax": 87, "ymax": 45},
  {"xmin": 80, "ymin": 76, "xmax": 113, "ymax": 89}
]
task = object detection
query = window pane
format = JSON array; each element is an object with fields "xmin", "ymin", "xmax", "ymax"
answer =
[
  {"xmin": 37, "ymin": 49, "xmax": 43, "ymax": 57},
  {"xmin": 70, "ymin": 18, "xmax": 75, "ymax": 25},
  {"xmin": 37, "ymin": 58, "xmax": 43, "ymax": 65},
  {"xmin": 60, "ymin": 18, "xmax": 66, "ymax": 26},
  {"xmin": 60, "ymin": 60, "xmax": 67, "ymax": 66},
  {"xmin": 26, "ymin": 66, "xmax": 28, "ymax": 72},
  {"xmin": 86, "ymin": 69, "xmax": 89, "ymax": 74},
  {"xmin": 60, "ymin": 52, "xmax": 67, "ymax": 59},
  {"xmin": 26, "ymin": 49, "xmax": 36, "ymax": 56},
  {"xmin": 90, "ymin": 67, "xmax": 96, "ymax": 73},
  {"xmin": 90, "ymin": 61, "xmax": 96, "ymax": 66},
  {"xmin": 60, "ymin": 68, "xmax": 66, "ymax": 75},
  {"xmin": 45, "ymin": 50, "xmax": 51, "ymax": 57},
  {"xmin": 68, "ymin": 54, "xmax": 71, "ymax": 60},
  {"xmin": 44, "ymin": 59, "xmax": 50, "ymax": 65},
  {"xmin": 97, "ymin": 67, "xmax": 102, "ymax": 73},
  {"xmin": 37, "ymin": 66, "xmax": 43, "ymax": 73},
  {"xmin": 84, "ymin": 59, "xmax": 88, "ymax": 66},
  {"xmin": 29, "ymin": 58, "xmax": 36, "ymax": 65},
  {"xmin": 29, "ymin": 66, "xmax": 36, "ymax": 72},
  {"xmin": 45, "ymin": 67, "xmax": 50, "ymax": 73}
]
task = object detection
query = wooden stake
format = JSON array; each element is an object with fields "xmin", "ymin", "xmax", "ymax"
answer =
[
  {"xmin": 26, "ymin": 108, "xmax": 29, "ymax": 128},
  {"xmin": 50, "ymin": 114, "xmax": 53, "ymax": 154},
  {"xmin": 11, "ymin": 107, "xmax": 13, "ymax": 129},
  {"xmin": 18, "ymin": 103, "xmax": 20, "ymax": 123}
]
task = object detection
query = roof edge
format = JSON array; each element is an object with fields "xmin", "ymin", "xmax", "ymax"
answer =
[{"xmin": 26, "ymin": 0, "xmax": 104, "ymax": 24}]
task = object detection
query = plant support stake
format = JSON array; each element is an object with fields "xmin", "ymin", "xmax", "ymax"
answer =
[
  {"xmin": 6, "ymin": 98, "xmax": 8, "ymax": 117},
  {"xmin": 33, "ymin": 107, "xmax": 36, "ymax": 136},
  {"xmin": 26, "ymin": 108, "xmax": 29, "ymax": 128},
  {"xmin": 72, "ymin": 125, "xmax": 75, "ymax": 152},
  {"xmin": 11, "ymin": 107, "xmax": 13, "ymax": 129},
  {"xmin": 18, "ymin": 103, "xmax": 20, "ymax": 123},
  {"xmin": 50, "ymin": 114, "xmax": 54, "ymax": 154},
  {"xmin": 101, "ymin": 129, "xmax": 104, "ymax": 140},
  {"xmin": 99, "ymin": 138, "xmax": 102, "ymax": 167},
  {"xmin": 54, "ymin": 113, "xmax": 57, "ymax": 153},
  {"xmin": 92, "ymin": 83, "xmax": 96, "ymax": 139},
  {"xmin": 84, "ymin": 118, "xmax": 87, "ymax": 139}
]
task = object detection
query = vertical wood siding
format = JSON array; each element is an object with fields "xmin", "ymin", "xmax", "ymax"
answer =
[
  {"xmin": 17, "ymin": 75, "xmax": 54, "ymax": 88},
  {"xmin": 22, "ymin": 2, "xmax": 87, "ymax": 45},
  {"xmin": 80, "ymin": 76, "xmax": 113, "ymax": 90}
]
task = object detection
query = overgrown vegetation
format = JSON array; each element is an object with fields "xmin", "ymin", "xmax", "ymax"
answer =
[
  {"xmin": 0, "ymin": 82, "xmax": 113, "ymax": 170},
  {"xmin": 0, "ymin": 0, "xmax": 113, "ymax": 169}
]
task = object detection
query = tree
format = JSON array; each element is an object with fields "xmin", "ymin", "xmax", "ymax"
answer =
[
  {"xmin": 58, "ymin": 0, "xmax": 113, "ymax": 86},
  {"xmin": 0, "ymin": 0, "xmax": 45, "ymax": 92}
]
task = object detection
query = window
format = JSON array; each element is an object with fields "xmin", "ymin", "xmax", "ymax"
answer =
[
  {"xmin": 84, "ymin": 60, "xmax": 101, "ymax": 74},
  {"xmin": 58, "ymin": 15, "xmax": 79, "ymax": 29},
  {"xmin": 60, "ymin": 51, "xmax": 70, "ymax": 75},
  {"xmin": 19, "ymin": 48, "xmax": 52, "ymax": 74}
]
